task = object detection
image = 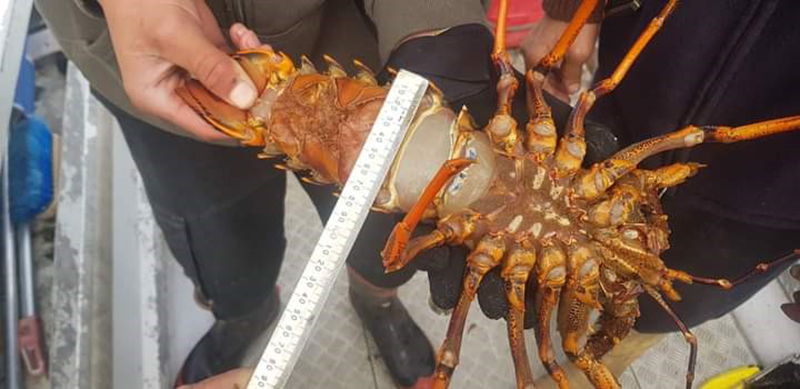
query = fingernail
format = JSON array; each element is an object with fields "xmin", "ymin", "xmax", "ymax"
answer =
[
  {"xmin": 230, "ymin": 81, "xmax": 256, "ymax": 109},
  {"xmin": 246, "ymin": 33, "xmax": 260, "ymax": 49}
]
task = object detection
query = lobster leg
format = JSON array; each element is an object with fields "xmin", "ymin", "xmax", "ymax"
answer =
[
  {"xmin": 382, "ymin": 159, "xmax": 474, "ymax": 271},
  {"xmin": 675, "ymin": 249, "xmax": 800, "ymax": 290},
  {"xmin": 577, "ymin": 115, "xmax": 800, "ymax": 200},
  {"xmin": 486, "ymin": 0, "xmax": 523, "ymax": 156},
  {"xmin": 526, "ymin": 0, "xmax": 599, "ymax": 159},
  {"xmin": 574, "ymin": 126, "xmax": 705, "ymax": 199},
  {"xmin": 644, "ymin": 286, "xmax": 697, "ymax": 389},
  {"xmin": 433, "ymin": 235, "xmax": 506, "ymax": 389},
  {"xmin": 702, "ymin": 116, "xmax": 800, "ymax": 143},
  {"xmin": 640, "ymin": 163, "xmax": 705, "ymax": 190},
  {"xmin": 585, "ymin": 275, "xmax": 641, "ymax": 362},
  {"xmin": 502, "ymin": 243, "xmax": 538, "ymax": 389},
  {"xmin": 569, "ymin": 306, "xmax": 638, "ymax": 388},
  {"xmin": 557, "ymin": 0, "xmax": 679, "ymax": 176},
  {"xmin": 558, "ymin": 246, "xmax": 620, "ymax": 389},
  {"xmin": 533, "ymin": 244, "xmax": 569, "ymax": 389}
]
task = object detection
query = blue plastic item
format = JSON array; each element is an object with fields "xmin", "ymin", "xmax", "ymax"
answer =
[{"xmin": 7, "ymin": 49, "xmax": 54, "ymax": 224}]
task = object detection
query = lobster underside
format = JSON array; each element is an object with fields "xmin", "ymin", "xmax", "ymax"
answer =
[{"xmin": 178, "ymin": 1, "xmax": 800, "ymax": 388}]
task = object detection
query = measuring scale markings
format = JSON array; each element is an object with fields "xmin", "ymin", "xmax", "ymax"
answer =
[{"xmin": 247, "ymin": 71, "xmax": 429, "ymax": 389}]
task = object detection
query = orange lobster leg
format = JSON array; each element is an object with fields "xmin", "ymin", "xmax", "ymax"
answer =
[
  {"xmin": 557, "ymin": 0, "xmax": 678, "ymax": 176},
  {"xmin": 502, "ymin": 244, "xmax": 538, "ymax": 389},
  {"xmin": 702, "ymin": 115, "xmax": 800, "ymax": 143},
  {"xmin": 558, "ymin": 246, "xmax": 620, "ymax": 388},
  {"xmin": 678, "ymin": 249, "xmax": 800, "ymax": 290},
  {"xmin": 486, "ymin": 0, "xmax": 523, "ymax": 156},
  {"xmin": 433, "ymin": 235, "xmax": 505, "ymax": 389},
  {"xmin": 533, "ymin": 244, "xmax": 569, "ymax": 389},
  {"xmin": 644, "ymin": 286, "xmax": 697, "ymax": 389},
  {"xmin": 533, "ymin": 0, "xmax": 602, "ymax": 74},
  {"xmin": 574, "ymin": 126, "xmax": 704, "ymax": 199},
  {"xmin": 381, "ymin": 159, "xmax": 474, "ymax": 272},
  {"xmin": 576, "ymin": 115, "xmax": 800, "ymax": 200},
  {"xmin": 526, "ymin": 0, "xmax": 600, "ymax": 158}
]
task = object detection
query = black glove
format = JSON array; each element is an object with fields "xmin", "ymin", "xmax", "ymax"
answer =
[{"xmin": 382, "ymin": 24, "xmax": 618, "ymax": 326}]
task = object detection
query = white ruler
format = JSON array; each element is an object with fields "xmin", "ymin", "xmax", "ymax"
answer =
[{"xmin": 247, "ymin": 70, "xmax": 429, "ymax": 389}]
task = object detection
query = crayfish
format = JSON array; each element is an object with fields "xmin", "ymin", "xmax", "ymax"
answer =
[{"xmin": 177, "ymin": 0, "xmax": 800, "ymax": 387}]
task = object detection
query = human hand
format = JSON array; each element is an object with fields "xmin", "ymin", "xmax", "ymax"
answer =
[
  {"xmin": 176, "ymin": 368, "xmax": 253, "ymax": 389},
  {"xmin": 98, "ymin": 0, "xmax": 261, "ymax": 144},
  {"xmin": 520, "ymin": 15, "xmax": 599, "ymax": 102}
]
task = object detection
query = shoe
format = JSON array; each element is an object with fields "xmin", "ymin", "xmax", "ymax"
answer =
[
  {"xmin": 174, "ymin": 288, "xmax": 280, "ymax": 387},
  {"xmin": 349, "ymin": 272, "xmax": 435, "ymax": 388}
]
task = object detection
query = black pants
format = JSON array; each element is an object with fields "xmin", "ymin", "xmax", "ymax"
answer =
[
  {"xmin": 635, "ymin": 196, "xmax": 798, "ymax": 332},
  {"xmin": 98, "ymin": 94, "xmax": 416, "ymax": 320}
]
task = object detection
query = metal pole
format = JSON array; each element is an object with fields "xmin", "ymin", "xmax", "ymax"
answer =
[
  {"xmin": 16, "ymin": 222, "xmax": 34, "ymax": 316},
  {"xmin": 0, "ymin": 0, "xmax": 35, "ymax": 164},
  {"xmin": 3, "ymin": 158, "xmax": 21, "ymax": 389}
]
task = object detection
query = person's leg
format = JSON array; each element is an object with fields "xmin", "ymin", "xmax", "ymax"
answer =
[
  {"xmin": 302, "ymin": 181, "xmax": 435, "ymax": 388},
  {"xmin": 95, "ymin": 92, "xmax": 288, "ymax": 384}
]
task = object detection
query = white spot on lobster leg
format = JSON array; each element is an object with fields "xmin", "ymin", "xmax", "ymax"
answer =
[
  {"xmin": 528, "ymin": 222, "xmax": 543, "ymax": 238},
  {"xmin": 506, "ymin": 215, "xmax": 524, "ymax": 233},
  {"xmin": 550, "ymin": 184, "xmax": 564, "ymax": 199},
  {"xmin": 623, "ymin": 229, "xmax": 639, "ymax": 240},
  {"xmin": 547, "ymin": 266, "xmax": 566, "ymax": 281},
  {"xmin": 533, "ymin": 166, "xmax": 546, "ymax": 189},
  {"xmin": 545, "ymin": 210, "xmax": 571, "ymax": 226},
  {"xmin": 441, "ymin": 350, "xmax": 457, "ymax": 367},
  {"xmin": 683, "ymin": 130, "xmax": 705, "ymax": 146},
  {"xmin": 566, "ymin": 141, "xmax": 583, "ymax": 157},
  {"xmin": 579, "ymin": 259, "xmax": 598, "ymax": 278}
]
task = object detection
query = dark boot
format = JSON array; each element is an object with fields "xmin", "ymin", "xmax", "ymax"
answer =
[
  {"xmin": 174, "ymin": 288, "xmax": 280, "ymax": 387},
  {"xmin": 348, "ymin": 267, "xmax": 435, "ymax": 388}
]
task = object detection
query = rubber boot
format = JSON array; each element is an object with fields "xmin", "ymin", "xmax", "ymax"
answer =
[
  {"xmin": 174, "ymin": 287, "xmax": 280, "ymax": 387},
  {"xmin": 348, "ymin": 267, "xmax": 435, "ymax": 389}
]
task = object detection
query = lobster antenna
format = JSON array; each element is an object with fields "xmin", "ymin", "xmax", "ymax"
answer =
[{"xmin": 493, "ymin": 0, "xmax": 509, "ymax": 58}]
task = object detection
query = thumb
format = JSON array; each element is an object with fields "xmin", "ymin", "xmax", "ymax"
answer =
[
  {"xmin": 167, "ymin": 27, "xmax": 257, "ymax": 110},
  {"xmin": 559, "ymin": 54, "xmax": 584, "ymax": 95}
]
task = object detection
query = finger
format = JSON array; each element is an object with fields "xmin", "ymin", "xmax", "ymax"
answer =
[
  {"xmin": 140, "ymin": 83, "xmax": 238, "ymax": 145},
  {"xmin": 177, "ymin": 368, "xmax": 254, "ymax": 389},
  {"xmin": 543, "ymin": 74, "xmax": 571, "ymax": 102},
  {"xmin": 521, "ymin": 37, "xmax": 551, "ymax": 70},
  {"xmin": 230, "ymin": 23, "xmax": 270, "ymax": 51},
  {"xmin": 558, "ymin": 55, "xmax": 584, "ymax": 95},
  {"xmin": 476, "ymin": 268, "xmax": 507, "ymax": 320},
  {"xmin": 791, "ymin": 264, "xmax": 800, "ymax": 281},
  {"xmin": 165, "ymin": 26, "xmax": 257, "ymax": 110},
  {"xmin": 427, "ymin": 246, "xmax": 467, "ymax": 311},
  {"xmin": 523, "ymin": 276, "xmax": 537, "ymax": 329}
]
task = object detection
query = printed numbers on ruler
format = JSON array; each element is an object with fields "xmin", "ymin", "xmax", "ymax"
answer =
[{"xmin": 247, "ymin": 70, "xmax": 429, "ymax": 389}]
